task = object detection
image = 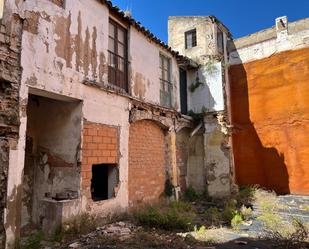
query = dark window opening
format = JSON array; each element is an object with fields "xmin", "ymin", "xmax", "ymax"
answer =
[
  {"xmin": 179, "ymin": 68, "xmax": 188, "ymax": 114},
  {"xmin": 185, "ymin": 29, "xmax": 197, "ymax": 49},
  {"xmin": 91, "ymin": 164, "xmax": 119, "ymax": 202},
  {"xmin": 108, "ymin": 19, "xmax": 128, "ymax": 92},
  {"xmin": 160, "ymin": 54, "xmax": 172, "ymax": 108},
  {"xmin": 217, "ymin": 28, "xmax": 224, "ymax": 54}
]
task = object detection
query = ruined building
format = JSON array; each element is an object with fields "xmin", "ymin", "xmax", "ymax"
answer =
[{"xmin": 0, "ymin": 0, "xmax": 308, "ymax": 248}]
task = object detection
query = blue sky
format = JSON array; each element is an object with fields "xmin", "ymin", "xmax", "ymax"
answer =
[{"xmin": 111, "ymin": 0, "xmax": 309, "ymax": 42}]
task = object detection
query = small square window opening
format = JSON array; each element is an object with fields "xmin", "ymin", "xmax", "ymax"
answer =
[
  {"xmin": 91, "ymin": 164, "xmax": 119, "ymax": 201},
  {"xmin": 185, "ymin": 29, "xmax": 197, "ymax": 49}
]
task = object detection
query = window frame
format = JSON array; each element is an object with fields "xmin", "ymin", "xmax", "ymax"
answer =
[
  {"xmin": 185, "ymin": 28, "xmax": 197, "ymax": 49},
  {"xmin": 159, "ymin": 54, "xmax": 173, "ymax": 108},
  {"xmin": 108, "ymin": 18, "xmax": 129, "ymax": 92},
  {"xmin": 217, "ymin": 28, "xmax": 225, "ymax": 54}
]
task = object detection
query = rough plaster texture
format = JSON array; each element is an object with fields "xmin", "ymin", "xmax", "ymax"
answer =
[
  {"xmin": 176, "ymin": 128, "xmax": 206, "ymax": 193},
  {"xmin": 2, "ymin": 0, "xmax": 185, "ymax": 246},
  {"xmin": 228, "ymin": 18, "xmax": 309, "ymax": 65},
  {"xmin": 168, "ymin": 16, "xmax": 232, "ymax": 197},
  {"xmin": 0, "ymin": 0, "xmax": 23, "ymax": 247},
  {"xmin": 21, "ymin": 96, "xmax": 81, "ymax": 233},
  {"xmin": 204, "ymin": 113, "xmax": 231, "ymax": 197},
  {"xmin": 229, "ymin": 47, "xmax": 309, "ymax": 195},
  {"xmin": 187, "ymin": 62, "xmax": 224, "ymax": 113},
  {"xmin": 168, "ymin": 16, "xmax": 217, "ymax": 60}
]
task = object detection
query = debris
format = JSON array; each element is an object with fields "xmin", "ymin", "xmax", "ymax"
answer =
[
  {"xmin": 234, "ymin": 240, "xmax": 248, "ymax": 245},
  {"xmin": 69, "ymin": 242, "xmax": 81, "ymax": 248}
]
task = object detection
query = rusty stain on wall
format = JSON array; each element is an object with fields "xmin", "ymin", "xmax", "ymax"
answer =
[
  {"xmin": 54, "ymin": 11, "xmax": 105, "ymax": 80},
  {"xmin": 133, "ymin": 72, "xmax": 146, "ymax": 99}
]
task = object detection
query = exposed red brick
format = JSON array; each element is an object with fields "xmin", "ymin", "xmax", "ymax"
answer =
[
  {"xmin": 128, "ymin": 120, "xmax": 166, "ymax": 207},
  {"xmin": 81, "ymin": 122, "xmax": 119, "ymax": 193}
]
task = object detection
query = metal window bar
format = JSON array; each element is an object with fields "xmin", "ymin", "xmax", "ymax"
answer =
[{"xmin": 108, "ymin": 50, "xmax": 128, "ymax": 91}]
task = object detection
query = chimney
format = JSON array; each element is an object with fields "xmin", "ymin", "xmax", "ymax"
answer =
[{"xmin": 276, "ymin": 16, "xmax": 288, "ymax": 39}]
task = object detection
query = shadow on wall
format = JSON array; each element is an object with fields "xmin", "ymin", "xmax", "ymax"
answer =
[{"xmin": 228, "ymin": 42, "xmax": 290, "ymax": 194}]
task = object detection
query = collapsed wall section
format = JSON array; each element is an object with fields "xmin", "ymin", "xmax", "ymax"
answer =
[{"xmin": 0, "ymin": 1, "xmax": 23, "ymax": 246}]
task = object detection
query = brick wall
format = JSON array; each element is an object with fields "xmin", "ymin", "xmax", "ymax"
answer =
[
  {"xmin": 128, "ymin": 120, "xmax": 166, "ymax": 207},
  {"xmin": 0, "ymin": 10, "xmax": 23, "ymax": 246},
  {"xmin": 81, "ymin": 122, "xmax": 119, "ymax": 199}
]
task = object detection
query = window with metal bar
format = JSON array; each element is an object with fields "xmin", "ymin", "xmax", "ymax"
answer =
[
  {"xmin": 108, "ymin": 19, "xmax": 128, "ymax": 92},
  {"xmin": 185, "ymin": 29, "xmax": 197, "ymax": 49},
  {"xmin": 217, "ymin": 28, "xmax": 224, "ymax": 54},
  {"xmin": 160, "ymin": 54, "xmax": 172, "ymax": 108}
]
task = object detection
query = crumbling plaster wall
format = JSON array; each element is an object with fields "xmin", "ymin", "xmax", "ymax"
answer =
[
  {"xmin": 168, "ymin": 16, "xmax": 232, "ymax": 197},
  {"xmin": 176, "ymin": 128, "xmax": 206, "ymax": 193},
  {"xmin": 81, "ymin": 87, "xmax": 130, "ymax": 215},
  {"xmin": 0, "ymin": 0, "xmax": 23, "ymax": 247},
  {"xmin": 228, "ymin": 17, "xmax": 309, "ymax": 65},
  {"xmin": 21, "ymin": 96, "xmax": 82, "ymax": 232},
  {"xmin": 130, "ymin": 28, "xmax": 180, "ymax": 109},
  {"xmin": 4, "ymin": 0, "xmax": 183, "ymax": 247}
]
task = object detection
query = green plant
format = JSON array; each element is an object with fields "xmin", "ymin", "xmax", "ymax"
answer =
[
  {"xmin": 204, "ymin": 207, "xmax": 222, "ymax": 225},
  {"xmin": 164, "ymin": 178, "xmax": 174, "ymax": 197},
  {"xmin": 189, "ymin": 81, "xmax": 203, "ymax": 93},
  {"xmin": 231, "ymin": 212, "xmax": 243, "ymax": 229},
  {"xmin": 236, "ymin": 185, "xmax": 256, "ymax": 207},
  {"xmin": 204, "ymin": 61, "xmax": 218, "ymax": 74},
  {"xmin": 134, "ymin": 205, "xmax": 192, "ymax": 231},
  {"xmin": 222, "ymin": 199, "xmax": 237, "ymax": 224},
  {"xmin": 56, "ymin": 213, "xmax": 99, "ymax": 241},
  {"xmin": 240, "ymin": 205, "xmax": 253, "ymax": 220},
  {"xmin": 21, "ymin": 231, "xmax": 44, "ymax": 249},
  {"xmin": 262, "ymin": 218, "xmax": 309, "ymax": 248},
  {"xmin": 254, "ymin": 189, "xmax": 278, "ymax": 212},
  {"xmin": 201, "ymin": 186, "xmax": 211, "ymax": 201},
  {"xmin": 183, "ymin": 185, "xmax": 199, "ymax": 202},
  {"xmin": 257, "ymin": 212, "xmax": 284, "ymax": 232},
  {"xmin": 169, "ymin": 201, "xmax": 192, "ymax": 212}
]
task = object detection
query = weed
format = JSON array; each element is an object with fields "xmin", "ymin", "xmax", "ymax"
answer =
[
  {"xmin": 257, "ymin": 212, "xmax": 284, "ymax": 232},
  {"xmin": 134, "ymin": 205, "xmax": 193, "ymax": 231},
  {"xmin": 164, "ymin": 178, "xmax": 174, "ymax": 197},
  {"xmin": 201, "ymin": 186, "xmax": 212, "ymax": 201},
  {"xmin": 183, "ymin": 185, "xmax": 199, "ymax": 202},
  {"xmin": 254, "ymin": 189, "xmax": 278, "ymax": 212},
  {"xmin": 262, "ymin": 218, "xmax": 309, "ymax": 249},
  {"xmin": 231, "ymin": 212, "xmax": 243, "ymax": 230},
  {"xmin": 222, "ymin": 199, "xmax": 237, "ymax": 224},
  {"xmin": 240, "ymin": 205, "xmax": 253, "ymax": 220},
  {"xmin": 169, "ymin": 201, "xmax": 192, "ymax": 212},
  {"xmin": 204, "ymin": 207, "xmax": 222, "ymax": 226},
  {"xmin": 55, "ymin": 213, "xmax": 99, "ymax": 241},
  {"xmin": 236, "ymin": 185, "xmax": 256, "ymax": 207},
  {"xmin": 21, "ymin": 231, "xmax": 44, "ymax": 249}
]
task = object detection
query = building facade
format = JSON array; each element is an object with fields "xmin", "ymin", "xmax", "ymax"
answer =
[{"xmin": 1, "ymin": 0, "xmax": 309, "ymax": 248}]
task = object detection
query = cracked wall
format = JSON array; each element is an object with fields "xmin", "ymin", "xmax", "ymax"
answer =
[{"xmin": 0, "ymin": 0, "xmax": 23, "ymax": 246}]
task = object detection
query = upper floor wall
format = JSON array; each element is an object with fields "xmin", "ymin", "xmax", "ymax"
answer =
[
  {"xmin": 168, "ymin": 16, "xmax": 231, "ymax": 113},
  {"xmin": 228, "ymin": 16, "xmax": 309, "ymax": 65},
  {"xmin": 17, "ymin": 0, "xmax": 181, "ymax": 110},
  {"xmin": 168, "ymin": 16, "xmax": 230, "ymax": 63}
]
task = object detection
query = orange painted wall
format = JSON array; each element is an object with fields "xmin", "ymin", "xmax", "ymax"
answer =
[{"xmin": 229, "ymin": 47, "xmax": 309, "ymax": 195}]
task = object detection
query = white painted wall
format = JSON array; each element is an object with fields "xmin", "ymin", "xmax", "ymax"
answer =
[
  {"xmin": 229, "ymin": 28, "xmax": 309, "ymax": 65},
  {"xmin": 188, "ymin": 62, "xmax": 224, "ymax": 113}
]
